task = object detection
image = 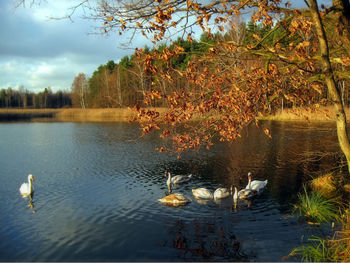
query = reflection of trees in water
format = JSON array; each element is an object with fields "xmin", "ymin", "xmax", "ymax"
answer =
[
  {"xmin": 164, "ymin": 219, "xmax": 250, "ymax": 261},
  {"xmin": 199, "ymin": 122, "xmax": 343, "ymax": 208}
]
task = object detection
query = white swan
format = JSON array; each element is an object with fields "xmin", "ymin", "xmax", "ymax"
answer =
[
  {"xmin": 19, "ymin": 174, "xmax": 34, "ymax": 196},
  {"xmin": 192, "ymin": 188, "xmax": 213, "ymax": 199},
  {"xmin": 167, "ymin": 172, "xmax": 193, "ymax": 185},
  {"xmin": 213, "ymin": 187, "xmax": 230, "ymax": 199},
  {"xmin": 247, "ymin": 172, "xmax": 268, "ymax": 192},
  {"xmin": 233, "ymin": 186, "xmax": 238, "ymax": 203},
  {"xmin": 166, "ymin": 171, "xmax": 172, "ymax": 188},
  {"xmin": 238, "ymin": 177, "xmax": 257, "ymax": 199},
  {"xmin": 158, "ymin": 193, "xmax": 191, "ymax": 206}
]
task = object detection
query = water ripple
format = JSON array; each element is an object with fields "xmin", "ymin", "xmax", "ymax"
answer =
[{"xmin": 0, "ymin": 122, "xmax": 336, "ymax": 261}]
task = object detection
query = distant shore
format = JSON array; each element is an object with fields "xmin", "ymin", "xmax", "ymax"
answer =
[
  {"xmin": 0, "ymin": 106, "xmax": 347, "ymax": 122},
  {"xmin": 258, "ymin": 106, "xmax": 349, "ymax": 122},
  {"xmin": 0, "ymin": 108, "xmax": 138, "ymax": 122}
]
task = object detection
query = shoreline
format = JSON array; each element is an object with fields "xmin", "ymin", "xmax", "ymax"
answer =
[
  {"xmin": 0, "ymin": 106, "xmax": 347, "ymax": 122},
  {"xmin": 0, "ymin": 108, "xmax": 138, "ymax": 122},
  {"xmin": 258, "ymin": 106, "xmax": 349, "ymax": 122}
]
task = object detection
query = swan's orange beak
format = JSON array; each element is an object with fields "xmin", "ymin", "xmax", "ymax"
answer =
[{"xmin": 31, "ymin": 177, "xmax": 35, "ymax": 181}]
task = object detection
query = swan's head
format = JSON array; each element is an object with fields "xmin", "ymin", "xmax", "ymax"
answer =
[
  {"xmin": 28, "ymin": 174, "xmax": 34, "ymax": 181},
  {"xmin": 248, "ymin": 172, "xmax": 252, "ymax": 180}
]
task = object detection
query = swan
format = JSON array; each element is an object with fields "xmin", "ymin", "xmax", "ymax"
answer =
[
  {"xmin": 246, "ymin": 172, "xmax": 268, "ymax": 192},
  {"xmin": 192, "ymin": 188, "xmax": 213, "ymax": 199},
  {"xmin": 167, "ymin": 172, "xmax": 193, "ymax": 185},
  {"xmin": 158, "ymin": 193, "xmax": 191, "ymax": 206},
  {"xmin": 238, "ymin": 188, "xmax": 256, "ymax": 199},
  {"xmin": 233, "ymin": 186, "xmax": 238, "ymax": 203},
  {"xmin": 232, "ymin": 186, "xmax": 238, "ymax": 210},
  {"xmin": 166, "ymin": 171, "xmax": 172, "ymax": 188},
  {"xmin": 213, "ymin": 187, "xmax": 230, "ymax": 199},
  {"xmin": 19, "ymin": 174, "xmax": 34, "ymax": 196},
  {"xmin": 238, "ymin": 177, "xmax": 257, "ymax": 199}
]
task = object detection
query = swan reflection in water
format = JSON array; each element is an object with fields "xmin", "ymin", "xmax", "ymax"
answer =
[{"xmin": 22, "ymin": 192, "xmax": 37, "ymax": 213}]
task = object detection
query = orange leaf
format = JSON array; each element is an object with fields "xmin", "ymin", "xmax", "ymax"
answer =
[
  {"xmin": 263, "ymin": 128, "xmax": 272, "ymax": 139},
  {"xmin": 253, "ymin": 34, "xmax": 262, "ymax": 41}
]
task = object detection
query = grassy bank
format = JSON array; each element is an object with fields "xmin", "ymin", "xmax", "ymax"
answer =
[
  {"xmin": 260, "ymin": 106, "xmax": 350, "ymax": 122},
  {"xmin": 0, "ymin": 106, "xmax": 348, "ymax": 122},
  {"xmin": 56, "ymin": 108, "xmax": 139, "ymax": 122},
  {"xmin": 0, "ymin": 108, "xmax": 140, "ymax": 122},
  {"xmin": 290, "ymin": 173, "xmax": 350, "ymax": 262}
]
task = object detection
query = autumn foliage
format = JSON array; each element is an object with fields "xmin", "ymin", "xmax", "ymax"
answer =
[
  {"xmin": 20, "ymin": 0, "xmax": 346, "ymax": 159},
  {"xmin": 98, "ymin": 1, "xmax": 342, "ymax": 157}
]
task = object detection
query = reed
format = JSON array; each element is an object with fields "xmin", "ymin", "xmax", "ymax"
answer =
[
  {"xmin": 293, "ymin": 185, "xmax": 339, "ymax": 223},
  {"xmin": 1, "ymin": 105, "xmax": 347, "ymax": 122},
  {"xmin": 0, "ymin": 108, "xmax": 165, "ymax": 122},
  {"xmin": 289, "ymin": 236, "xmax": 337, "ymax": 262},
  {"xmin": 310, "ymin": 173, "xmax": 338, "ymax": 198},
  {"xmin": 55, "ymin": 108, "xmax": 139, "ymax": 122},
  {"xmin": 260, "ymin": 106, "xmax": 350, "ymax": 122},
  {"xmin": 330, "ymin": 208, "xmax": 350, "ymax": 262},
  {"xmin": 290, "ymin": 208, "xmax": 350, "ymax": 262}
]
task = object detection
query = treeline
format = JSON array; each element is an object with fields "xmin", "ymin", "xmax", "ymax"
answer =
[
  {"xmin": 71, "ymin": 32, "xmax": 218, "ymax": 108},
  {"xmin": 70, "ymin": 19, "xmax": 349, "ymax": 109},
  {"xmin": 70, "ymin": 24, "xmax": 248, "ymax": 108},
  {"xmin": 0, "ymin": 87, "xmax": 71, "ymax": 108},
  {"xmin": 4, "ymin": 19, "xmax": 349, "ymax": 110}
]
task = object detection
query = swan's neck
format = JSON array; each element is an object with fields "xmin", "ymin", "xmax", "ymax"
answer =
[
  {"xmin": 167, "ymin": 173, "xmax": 171, "ymax": 187},
  {"xmin": 233, "ymin": 187, "xmax": 238, "ymax": 202},
  {"xmin": 246, "ymin": 177, "xmax": 251, "ymax": 189},
  {"xmin": 28, "ymin": 177, "xmax": 32, "ymax": 191}
]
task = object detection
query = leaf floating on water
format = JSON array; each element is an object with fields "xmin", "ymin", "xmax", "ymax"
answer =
[
  {"xmin": 263, "ymin": 128, "xmax": 272, "ymax": 139},
  {"xmin": 307, "ymin": 221, "xmax": 321, "ymax": 225}
]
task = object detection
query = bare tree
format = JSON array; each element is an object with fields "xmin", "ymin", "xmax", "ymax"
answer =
[{"xmin": 71, "ymin": 73, "xmax": 88, "ymax": 108}]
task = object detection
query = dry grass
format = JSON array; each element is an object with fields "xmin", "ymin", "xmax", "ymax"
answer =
[
  {"xmin": 329, "ymin": 211, "xmax": 350, "ymax": 262},
  {"xmin": 260, "ymin": 106, "xmax": 350, "ymax": 122},
  {"xmin": 1, "ymin": 105, "xmax": 349, "ymax": 122},
  {"xmin": 56, "ymin": 108, "xmax": 138, "ymax": 122},
  {"xmin": 0, "ymin": 108, "xmax": 170, "ymax": 122},
  {"xmin": 310, "ymin": 173, "xmax": 337, "ymax": 198}
]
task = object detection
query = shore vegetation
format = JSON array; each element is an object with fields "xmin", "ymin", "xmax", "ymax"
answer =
[{"xmin": 13, "ymin": 0, "xmax": 350, "ymax": 261}]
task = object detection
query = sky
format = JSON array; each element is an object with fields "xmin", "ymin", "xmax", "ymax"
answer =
[
  {"xmin": 0, "ymin": 1, "xmax": 150, "ymax": 93},
  {"xmin": 0, "ymin": 0, "xmax": 331, "ymax": 93}
]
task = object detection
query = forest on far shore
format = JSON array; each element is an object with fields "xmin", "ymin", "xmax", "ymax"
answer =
[{"xmin": 1, "ymin": 18, "xmax": 349, "ymax": 110}]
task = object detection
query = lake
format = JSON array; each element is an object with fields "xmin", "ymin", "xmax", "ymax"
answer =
[{"xmin": 0, "ymin": 121, "xmax": 340, "ymax": 261}]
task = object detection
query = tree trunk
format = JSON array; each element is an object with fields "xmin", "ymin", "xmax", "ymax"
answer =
[{"xmin": 309, "ymin": 0, "xmax": 350, "ymax": 174}]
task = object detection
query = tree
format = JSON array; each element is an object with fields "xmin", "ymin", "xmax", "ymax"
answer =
[
  {"xmin": 108, "ymin": 0, "xmax": 350, "ymax": 171},
  {"xmin": 71, "ymin": 73, "xmax": 88, "ymax": 108},
  {"xmin": 17, "ymin": 0, "xmax": 350, "ymax": 172}
]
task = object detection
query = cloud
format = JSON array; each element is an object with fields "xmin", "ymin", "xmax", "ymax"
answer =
[
  {"xmin": 0, "ymin": 1, "xmax": 147, "ymax": 92},
  {"xmin": 2, "ymin": 0, "xmax": 330, "ymax": 93}
]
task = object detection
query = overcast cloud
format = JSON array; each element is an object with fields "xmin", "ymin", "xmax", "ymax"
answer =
[{"xmin": 0, "ymin": 1, "xmax": 149, "ymax": 92}]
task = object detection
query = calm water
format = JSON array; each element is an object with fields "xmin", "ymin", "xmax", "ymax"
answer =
[{"xmin": 0, "ymin": 121, "xmax": 340, "ymax": 261}]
